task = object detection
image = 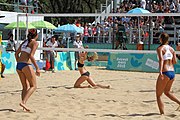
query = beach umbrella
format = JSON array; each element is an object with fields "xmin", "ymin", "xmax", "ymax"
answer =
[
  {"xmin": 54, "ymin": 24, "xmax": 83, "ymax": 33},
  {"xmin": 4, "ymin": 21, "xmax": 35, "ymax": 29},
  {"xmin": 127, "ymin": 8, "xmax": 150, "ymax": 14},
  {"xmin": 31, "ymin": 20, "xmax": 56, "ymax": 29},
  {"xmin": 54, "ymin": 24, "xmax": 83, "ymax": 48},
  {"xmin": 127, "ymin": 8, "xmax": 150, "ymax": 43}
]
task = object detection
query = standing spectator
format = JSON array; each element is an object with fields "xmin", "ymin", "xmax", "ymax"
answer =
[
  {"xmin": 92, "ymin": 24, "xmax": 97, "ymax": 43},
  {"xmin": 169, "ymin": 0, "xmax": 176, "ymax": 12},
  {"xmin": 6, "ymin": 33, "xmax": 16, "ymax": 51},
  {"xmin": 87, "ymin": 23, "xmax": 92, "ymax": 43},
  {"xmin": 164, "ymin": 7, "xmax": 175, "ymax": 24},
  {"xmin": 140, "ymin": 0, "xmax": 146, "ymax": 9},
  {"xmin": 96, "ymin": 22, "xmax": 101, "ymax": 43},
  {"xmin": 83, "ymin": 23, "xmax": 89, "ymax": 43},
  {"xmin": 73, "ymin": 34, "xmax": 83, "ymax": 70},
  {"xmin": 115, "ymin": 21, "xmax": 125, "ymax": 49},
  {"xmin": 45, "ymin": 36, "xmax": 58, "ymax": 73},
  {"xmin": 177, "ymin": 1, "xmax": 180, "ymax": 13}
]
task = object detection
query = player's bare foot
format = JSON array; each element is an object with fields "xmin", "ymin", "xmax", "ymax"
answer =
[
  {"xmin": 105, "ymin": 85, "xmax": 110, "ymax": 89},
  {"xmin": 19, "ymin": 103, "xmax": 30, "ymax": 112}
]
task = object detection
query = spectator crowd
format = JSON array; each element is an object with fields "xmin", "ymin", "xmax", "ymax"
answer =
[{"xmin": 53, "ymin": 0, "xmax": 179, "ymax": 49}]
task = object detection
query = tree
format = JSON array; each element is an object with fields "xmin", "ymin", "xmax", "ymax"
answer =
[
  {"xmin": 38, "ymin": 0, "xmax": 106, "ymax": 13},
  {"xmin": 38, "ymin": 0, "xmax": 106, "ymax": 24},
  {"xmin": 0, "ymin": 0, "xmax": 107, "ymax": 24}
]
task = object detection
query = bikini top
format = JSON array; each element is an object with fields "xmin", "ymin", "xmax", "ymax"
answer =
[
  {"xmin": 163, "ymin": 45, "xmax": 173, "ymax": 60},
  {"xmin": 21, "ymin": 40, "xmax": 31, "ymax": 54},
  {"xmin": 77, "ymin": 61, "xmax": 84, "ymax": 68}
]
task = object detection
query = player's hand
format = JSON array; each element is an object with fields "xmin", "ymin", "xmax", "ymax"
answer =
[
  {"xmin": 36, "ymin": 69, "xmax": 40, "ymax": 76},
  {"xmin": 158, "ymin": 72, "xmax": 164, "ymax": 80}
]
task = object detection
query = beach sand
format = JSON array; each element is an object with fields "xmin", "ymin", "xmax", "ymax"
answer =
[{"xmin": 0, "ymin": 66, "xmax": 180, "ymax": 120}]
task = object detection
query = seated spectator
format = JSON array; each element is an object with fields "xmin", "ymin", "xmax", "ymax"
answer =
[{"xmin": 73, "ymin": 34, "xmax": 83, "ymax": 70}]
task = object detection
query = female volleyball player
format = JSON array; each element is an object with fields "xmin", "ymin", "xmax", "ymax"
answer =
[
  {"xmin": 156, "ymin": 32, "xmax": 180, "ymax": 115},
  {"xmin": 74, "ymin": 51, "xmax": 110, "ymax": 88},
  {"xmin": 15, "ymin": 29, "xmax": 40, "ymax": 112}
]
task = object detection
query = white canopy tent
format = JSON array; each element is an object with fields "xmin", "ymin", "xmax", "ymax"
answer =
[
  {"xmin": 0, "ymin": 11, "xmax": 44, "ymax": 61},
  {"xmin": 0, "ymin": 11, "xmax": 43, "ymax": 23}
]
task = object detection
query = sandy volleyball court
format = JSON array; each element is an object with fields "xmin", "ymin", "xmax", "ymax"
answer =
[{"xmin": 0, "ymin": 66, "xmax": 180, "ymax": 120}]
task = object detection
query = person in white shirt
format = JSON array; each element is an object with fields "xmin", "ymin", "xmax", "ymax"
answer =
[
  {"xmin": 141, "ymin": 0, "xmax": 146, "ymax": 9},
  {"xmin": 46, "ymin": 36, "xmax": 58, "ymax": 73},
  {"xmin": 73, "ymin": 34, "xmax": 83, "ymax": 70}
]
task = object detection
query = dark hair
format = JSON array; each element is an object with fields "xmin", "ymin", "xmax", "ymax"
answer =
[
  {"xmin": 159, "ymin": 32, "xmax": 169, "ymax": 45},
  {"xmin": 8, "ymin": 33, "xmax": 13, "ymax": 40},
  {"xmin": 26, "ymin": 29, "xmax": 37, "ymax": 47},
  {"xmin": 51, "ymin": 36, "xmax": 56, "ymax": 39}
]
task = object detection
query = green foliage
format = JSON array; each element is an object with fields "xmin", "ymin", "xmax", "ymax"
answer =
[
  {"xmin": 0, "ymin": 0, "xmax": 107, "ymax": 13},
  {"xmin": 38, "ymin": 0, "xmax": 106, "ymax": 13},
  {"xmin": 0, "ymin": 0, "xmax": 107, "ymax": 24}
]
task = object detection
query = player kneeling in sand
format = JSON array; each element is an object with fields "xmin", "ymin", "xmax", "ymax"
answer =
[{"xmin": 74, "ymin": 51, "xmax": 110, "ymax": 88}]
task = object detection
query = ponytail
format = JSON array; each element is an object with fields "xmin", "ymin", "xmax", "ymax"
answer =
[{"xmin": 26, "ymin": 29, "xmax": 37, "ymax": 47}]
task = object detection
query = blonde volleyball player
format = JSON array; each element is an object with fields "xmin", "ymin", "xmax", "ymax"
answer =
[
  {"xmin": 156, "ymin": 32, "xmax": 180, "ymax": 115},
  {"xmin": 74, "ymin": 51, "xmax": 110, "ymax": 88},
  {"xmin": 15, "ymin": 29, "xmax": 40, "ymax": 112}
]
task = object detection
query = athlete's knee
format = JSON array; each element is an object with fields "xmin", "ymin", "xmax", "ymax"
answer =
[
  {"xmin": 164, "ymin": 91, "xmax": 171, "ymax": 96},
  {"xmin": 156, "ymin": 92, "xmax": 163, "ymax": 98},
  {"xmin": 29, "ymin": 84, "xmax": 37, "ymax": 90},
  {"xmin": 22, "ymin": 87, "xmax": 28, "ymax": 91},
  {"xmin": 31, "ymin": 86, "xmax": 37, "ymax": 92}
]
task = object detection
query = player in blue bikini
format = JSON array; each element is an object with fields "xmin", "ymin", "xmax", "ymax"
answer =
[
  {"xmin": 156, "ymin": 32, "xmax": 180, "ymax": 115},
  {"xmin": 15, "ymin": 29, "xmax": 40, "ymax": 112}
]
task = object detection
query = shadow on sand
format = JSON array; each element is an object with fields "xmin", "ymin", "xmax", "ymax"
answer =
[{"xmin": 0, "ymin": 109, "xmax": 16, "ymax": 112}]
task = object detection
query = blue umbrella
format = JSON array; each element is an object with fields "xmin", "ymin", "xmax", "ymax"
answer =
[
  {"xmin": 54, "ymin": 24, "xmax": 83, "ymax": 33},
  {"xmin": 54, "ymin": 24, "xmax": 83, "ymax": 48},
  {"xmin": 127, "ymin": 8, "xmax": 150, "ymax": 14},
  {"xmin": 127, "ymin": 8, "xmax": 150, "ymax": 43}
]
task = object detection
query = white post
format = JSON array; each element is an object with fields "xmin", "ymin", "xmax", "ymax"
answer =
[
  {"xmin": 26, "ymin": 4, "xmax": 28, "ymax": 39},
  {"xmin": 17, "ymin": 0, "xmax": 19, "ymax": 12},
  {"xmin": 106, "ymin": 0, "xmax": 108, "ymax": 19},
  {"xmin": 174, "ymin": 24, "xmax": 176, "ymax": 44},
  {"xmin": 17, "ymin": 14, "xmax": 19, "ymax": 43},
  {"xmin": 16, "ymin": 14, "xmax": 20, "ymax": 49},
  {"xmin": 129, "ymin": 26, "xmax": 132, "ymax": 43},
  {"xmin": 151, "ymin": 27, "xmax": 153, "ymax": 44},
  {"xmin": 138, "ymin": 17, "xmax": 141, "ymax": 43},
  {"xmin": 95, "ymin": 9, "xmax": 97, "ymax": 24}
]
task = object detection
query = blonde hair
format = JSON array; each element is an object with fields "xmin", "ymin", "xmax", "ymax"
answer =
[
  {"xmin": 160, "ymin": 32, "xmax": 169, "ymax": 45},
  {"xmin": 87, "ymin": 52, "xmax": 98, "ymax": 60}
]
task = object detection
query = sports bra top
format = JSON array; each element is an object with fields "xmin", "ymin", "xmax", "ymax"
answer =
[
  {"xmin": 21, "ymin": 40, "xmax": 31, "ymax": 54},
  {"xmin": 77, "ymin": 61, "xmax": 84, "ymax": 68},
  {"xmin": 163, "ymin": 45, "xmax": 173, "ymax": 60}
]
